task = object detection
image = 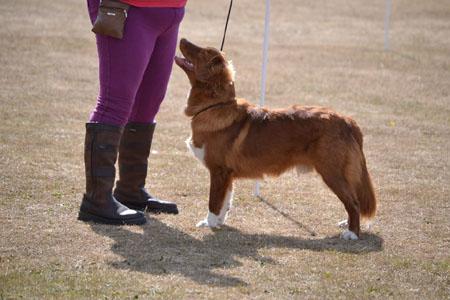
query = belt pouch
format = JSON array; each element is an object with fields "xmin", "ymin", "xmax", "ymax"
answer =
[{"xmin": 92, "ymin": 0, "xmax": 130, "ymax": 39}]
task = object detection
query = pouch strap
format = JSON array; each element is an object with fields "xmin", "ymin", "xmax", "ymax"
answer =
[{"xmin": 100, "ymin": 0, "xmax": 130, "ymax": 10}]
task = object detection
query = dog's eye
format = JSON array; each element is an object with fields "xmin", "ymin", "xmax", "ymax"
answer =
[{"xmin": 209, "ymin": 56, "xmax": 223, "ymax": 66}]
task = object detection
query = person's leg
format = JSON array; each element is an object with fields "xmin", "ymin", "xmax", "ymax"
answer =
[
  {"xmin": 86, "ymin": 0, "xmax": 159, "ymax": 126},
  {"xmin": 114, "ymin": 8, "xmax": 184, "ymax": 214},
  {"xmin": 128, "ymin": 7, "xmax": 185, "ymax": 123},
  {"xmin": 79, "ymin": 0, "xmax": 158, "ymax": 225},
  {"xmin": 78, "ymin": 123, "xmax": 146, "ymax": 225},
  {"xmin": 114, "ymin": 122, "xmax": 179, "ymax": 214}
]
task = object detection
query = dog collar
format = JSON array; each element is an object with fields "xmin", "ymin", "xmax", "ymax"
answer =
[{"xmin": 192, "ymin": 100, "xmax": 235, "ymax": 118}]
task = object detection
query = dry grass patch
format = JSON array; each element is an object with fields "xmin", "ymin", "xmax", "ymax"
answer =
[{"xmin": 1, "ymin": 0, "xmax": 449, "ymax": 299}]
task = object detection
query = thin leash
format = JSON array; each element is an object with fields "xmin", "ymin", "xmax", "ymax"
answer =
[
  {"xmin": 220, "ymin": 0, "xmax": 234, "ymax": 51},
  {"xmin": 257, "ymin": 196, "xmax": 317, "ymax": 237}
]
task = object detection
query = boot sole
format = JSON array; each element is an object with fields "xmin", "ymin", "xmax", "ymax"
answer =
[
  {"xmin": 78, "ymin": 210, "xmax": 147, "ymax": 225},
  {"xmin": 147, "ymin": 207, "xmax": 179, "ymax": 215},
  {"xmin": 121, "ymin": 202, "xmax": 179, "ymax": 215}
]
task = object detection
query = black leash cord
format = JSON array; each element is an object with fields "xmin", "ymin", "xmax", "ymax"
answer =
[{"xmin": 220, "ymin": 0, "xmax": 233, "ymax": 51}]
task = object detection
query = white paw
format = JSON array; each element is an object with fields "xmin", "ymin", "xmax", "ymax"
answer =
[
  {"xmin": 196, "ymin": 212, "xmax": 221, "ymax": 228},
  {"xmin": 340, "ymin": 230, "xmax": 359, "ymax": 240},
  {"xmin": 338, "ymin": 219, "xmax": 348, "ymax": 228},
  {"xmin": 364, "ymin": 220, "xmax": 374, "ymax": 231},
  {"xmin": 196, "ymin": 219, "xmax": 214, "ymax": 228}
]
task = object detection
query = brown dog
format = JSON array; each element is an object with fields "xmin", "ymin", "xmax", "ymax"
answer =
[{"xmin": 175, "ymin": 38, "xmax": 376, "ymax": 240}]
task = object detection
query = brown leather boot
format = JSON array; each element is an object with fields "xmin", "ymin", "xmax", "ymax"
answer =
[
  {"xmin": 78, "ymin": 123, "xmax": 146, "ymax": 225},
  {"xmin": 113, "ymin": 122, "xmax": 179, "ymax": 214}
]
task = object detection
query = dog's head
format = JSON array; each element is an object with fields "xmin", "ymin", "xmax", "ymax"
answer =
[
  {"xmin": 175, "ymin": 38, "xmax": 234, "ymax": 86},
  {"xmin": 175, "ymin": 39, "xmax": 246, "ymax": 131},
  {"xmin": 175, "ymin": 39, "xmax": 236, "ymax": 117}
]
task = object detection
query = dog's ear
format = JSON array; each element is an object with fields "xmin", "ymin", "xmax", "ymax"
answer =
[{"xmin": 197, "ymin": 55, "xmax": 226, "ymax": 82}]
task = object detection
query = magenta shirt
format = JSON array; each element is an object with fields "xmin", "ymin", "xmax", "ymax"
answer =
[{"xmin": 121, "ymin": 0, "xmax": 187, "ymax": 7}]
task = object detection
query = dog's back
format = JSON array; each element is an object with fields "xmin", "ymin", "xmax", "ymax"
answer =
[{"xmin": 176, "ymin": 38, "xmax": 376, "ymax": 239}]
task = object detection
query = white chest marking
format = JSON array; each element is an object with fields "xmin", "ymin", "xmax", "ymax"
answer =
[{"xmin": 186, "ymin": 136, "xmax": 205, "ymax": 166}]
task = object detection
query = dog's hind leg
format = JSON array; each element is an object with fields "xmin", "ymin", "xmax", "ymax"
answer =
[
  {"xmin": 197, "ymin": 168, "xmax": 233, "ymax": 228},
  {"xmin": 315, "ymin": 165, "xmax": 360, "ymax": 240}
]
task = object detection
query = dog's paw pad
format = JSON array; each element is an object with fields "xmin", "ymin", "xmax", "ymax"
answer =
[
  {"xmin": 338, "ymin": 219, "xmax": 348, "ymax": 228},
  {"xmin": 340, "ymin": 230, "xmax": 358, "ymax": 240}
]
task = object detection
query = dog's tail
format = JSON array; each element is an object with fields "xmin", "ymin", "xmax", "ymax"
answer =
[
  {"xmin": 347, "ymin": 121, "xmax": 376, "ymax": 219},
  {"xmin": 348, "ymin": 119, "xmax": 364, "ymax": 150},
  {"xmin": 357, "ymin": 156, "xmax": 377, "ymax": 219}
]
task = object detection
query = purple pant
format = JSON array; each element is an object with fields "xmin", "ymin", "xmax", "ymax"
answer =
[{"xmin": 87, "ymin": 0, "xmax": 184, "ymax": 126}]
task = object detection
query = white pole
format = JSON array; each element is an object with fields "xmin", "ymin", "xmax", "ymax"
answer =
[
  {"xmin": 384, "ymin": 0, "xmax": 392, "ymax": 51},
  {"xmin": 254, "ymin": 0, "xmax": 271, "ymax": 197}
]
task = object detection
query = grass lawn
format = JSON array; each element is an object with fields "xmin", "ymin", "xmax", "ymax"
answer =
[{"xmin": 1, "ymin": 0, "xmax": 449, "ymax": 298}]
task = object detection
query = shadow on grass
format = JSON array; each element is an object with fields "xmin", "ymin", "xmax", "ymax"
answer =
[{"xmin": 90, "ymin": 218, "xmax": 383, "ymax": 287}]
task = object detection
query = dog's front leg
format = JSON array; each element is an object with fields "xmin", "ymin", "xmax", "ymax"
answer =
[{"xmin": 197, "ymin": 169, "xmax": 233, "ymax": 228}]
